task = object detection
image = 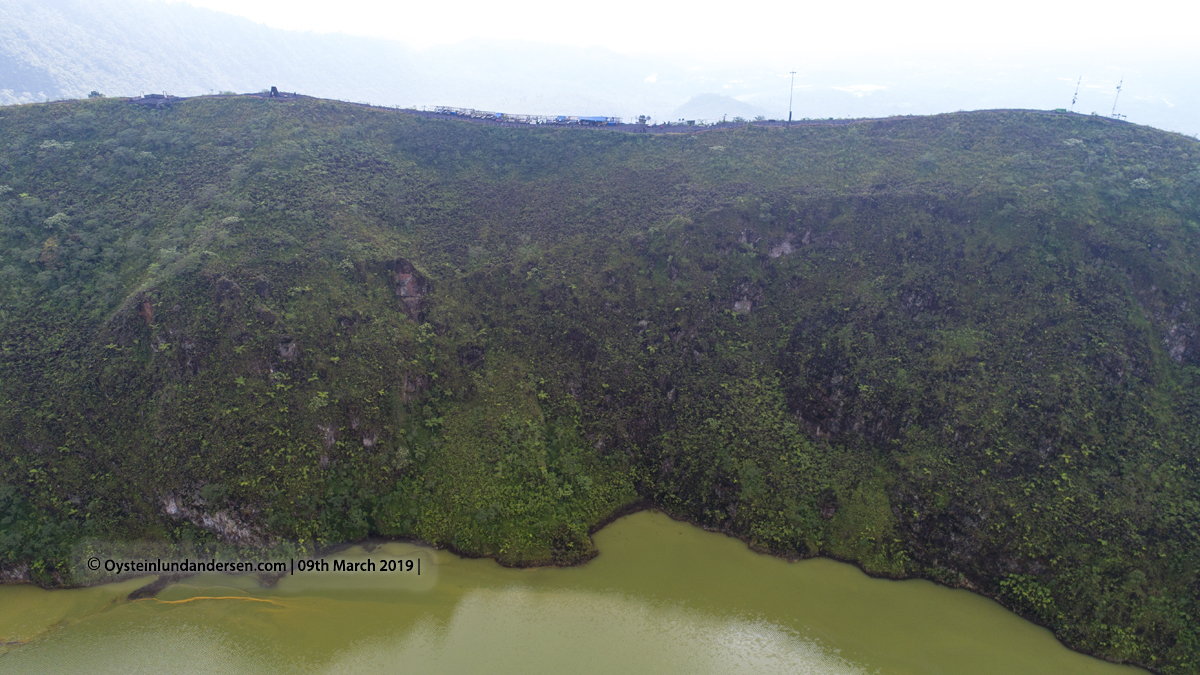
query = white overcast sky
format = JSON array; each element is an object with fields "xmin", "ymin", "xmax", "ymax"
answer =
[{"xmin": 165, "ymin": 0, "xmax": 1197, "ymax": 60}]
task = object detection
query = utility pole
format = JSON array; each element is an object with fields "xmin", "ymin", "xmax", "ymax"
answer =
[{"xmin": 788, "ymin": 70, "xmax": 797, "ymax": 128}]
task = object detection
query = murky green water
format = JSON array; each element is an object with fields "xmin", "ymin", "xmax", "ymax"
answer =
[{"xmin": 0, "ymin": 510, "xmax": 1142, "ymax": 674}]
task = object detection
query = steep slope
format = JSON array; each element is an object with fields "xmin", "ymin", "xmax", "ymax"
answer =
[{"xmin": 0, "ymin": 95, "xmax": 1198, "ymax": 671}]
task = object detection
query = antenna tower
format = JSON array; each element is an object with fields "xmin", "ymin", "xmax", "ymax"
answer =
[
  {"xmin": 1111, "ymin": 77, "xmax": 1124, "ymax": 119},
  {"xmin": 788, "ymin": 70, "xmax": 796, "ymax": 128},
  {"xmin": 1070, "ymin": 76, "xmax": 1081, "ymax": 111}
]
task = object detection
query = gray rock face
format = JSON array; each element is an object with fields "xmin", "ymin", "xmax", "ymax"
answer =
[
  {"xmin": 1163, "ymin": 322, "xmax": 1196, "ymax": 364},
  {"xmin": 386, "ymin": 258, "xmax": 428, "ymax": 320},
  {"xmin": 161, "ymin": 495, "xmax": 272, "ymax": 547},
  {"xmin": 277, "ymin": 336, "xmax": 299, "ymax": 361}
]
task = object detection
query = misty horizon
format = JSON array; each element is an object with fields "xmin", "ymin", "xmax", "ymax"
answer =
[{"xmin": 1, "ymin": 0, "xmax": 1197, "ymax": 137}]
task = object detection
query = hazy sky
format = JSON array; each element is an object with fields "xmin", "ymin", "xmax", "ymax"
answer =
[
  {"xmin": 96, "ymin": 0, "xmax": 1193, "ymax": 135},
  {"xmin": 167, "ymin": 0, "xmax": 1197, "ymax": 60}
]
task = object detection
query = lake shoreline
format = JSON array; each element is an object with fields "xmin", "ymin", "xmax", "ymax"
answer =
[
  {"xmin": 0, "ymin": 498, "xmax": 1159, "ymax": 674},
  {"xmin": 0, "ymin": 509, "xmax": 1148, "ymax": 675}
]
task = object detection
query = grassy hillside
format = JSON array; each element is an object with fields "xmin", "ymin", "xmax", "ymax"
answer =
[{"xmin": 1, "ymin": 95, "xmax": 1198, "ymax": 671}]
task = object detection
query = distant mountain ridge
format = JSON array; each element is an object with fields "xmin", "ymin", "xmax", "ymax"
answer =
[
  {"xmin": 0, "ymin": 0, "xmax": 702, "ymax": 118},
  {"xmin": 671, "ymin": 93, "xmax": 768, "ymax": 122},
  {"xmin": 2, "ymin": 0, "xmax": 1196, "ymax": 136},
  {"xmin": 0, "ymin": 0, "xmax": 421, "ymax": 105}
]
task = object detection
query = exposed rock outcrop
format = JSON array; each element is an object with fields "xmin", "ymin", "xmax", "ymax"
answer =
[
  {"xmin": 386, "ymin": 258, "xmax": 428, "ymax": 320},
  {"xmin": 161, "ymin": 495, "xmax": 273, "ymax": 547},
  {"xmin": 277, "ymin": 335, "xmax": 299, "ymax": 361}
]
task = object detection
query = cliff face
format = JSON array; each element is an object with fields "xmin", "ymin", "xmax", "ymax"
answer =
[{"xmin": 1, "ymin": 95, "xmax": 1199, "ymax": 671}]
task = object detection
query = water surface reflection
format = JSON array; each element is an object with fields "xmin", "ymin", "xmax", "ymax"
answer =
[{"xmin": 0, "ymin": 510, "xmax": 1144, "ymax": 675}]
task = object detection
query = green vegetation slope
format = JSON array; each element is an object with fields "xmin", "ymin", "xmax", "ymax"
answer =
[{"xmin": 1, "ymin": 96, "xmax": 1199, "ymax": 672}]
